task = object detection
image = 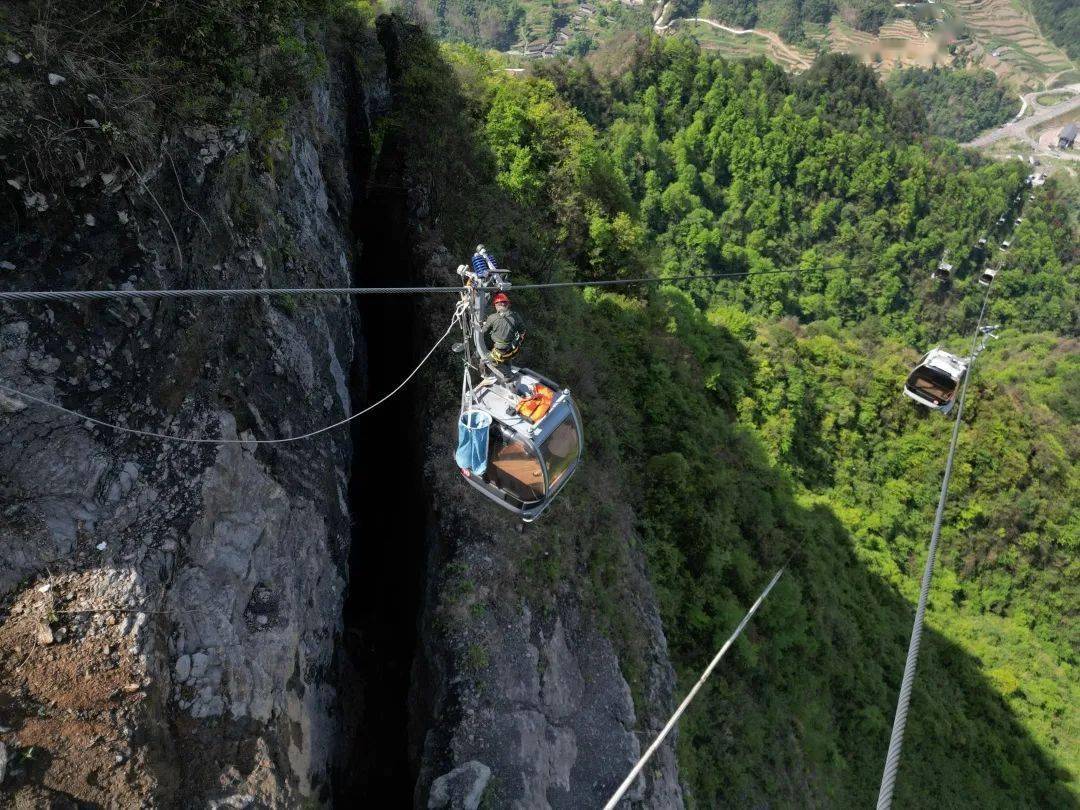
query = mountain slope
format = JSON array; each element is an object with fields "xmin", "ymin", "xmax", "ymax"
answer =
[{"xmin": 401, "ymin": 39, "xmax": 1077, "ymax": 806}]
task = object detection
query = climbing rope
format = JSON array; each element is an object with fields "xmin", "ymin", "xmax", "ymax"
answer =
[
  {"xmin": 0, "ymin": 305, "xmax": 465, "ymax": 446},
  {"xmin": 875, "ymin": 282, "xmax": 994, "ymax": 809},
  {"xmin": 603, "ymin": 566, "xmax": 787, "ymax": 810}
]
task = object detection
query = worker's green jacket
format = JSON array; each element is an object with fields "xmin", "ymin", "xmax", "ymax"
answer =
[{"xmin": 481, "ymin": 309, "xmax": 525, "ymax": 350}]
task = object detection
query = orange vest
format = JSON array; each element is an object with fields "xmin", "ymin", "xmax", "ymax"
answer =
[{"xmin": 516, "ymin": 384, "xmax": 554, "ymax": 423}]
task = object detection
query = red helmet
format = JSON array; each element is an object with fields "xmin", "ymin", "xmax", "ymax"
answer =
[{"xmin": 492, "ymin": 292, "xmax": 510, "ymax": 306}]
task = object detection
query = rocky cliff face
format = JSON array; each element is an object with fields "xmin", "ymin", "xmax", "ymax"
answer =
[
  {"xmin": 410, "ymin": 473, "xmax": 684, "ymax": 809},
  {"xmin": 0, "ymin": 33, "xmax": 377, "ymax": 805},
  {"xmin": 1, "ymin": 15, "xmax": 683, "ymax": 809}
]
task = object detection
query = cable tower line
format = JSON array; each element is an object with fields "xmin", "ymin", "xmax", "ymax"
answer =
[
  {"xmin": 0, "ymin": 306, "xmax": 464, "ymax": 446},
  {"xmin": 603, "ymin": 566, "xmax": 787, "ymax": 810},
  {"xmin": 875, "ymin": 283, "xmax": 994, "ymax": 809}
]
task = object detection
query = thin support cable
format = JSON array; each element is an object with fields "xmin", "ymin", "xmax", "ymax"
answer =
[
  {"xmin": 0, "ymin": 262, "xmax": 885, "ymax": 304},
  {"xmin": 0, "ymin": 286, "xmax": 467, "ymax": 302},
  {"xmin": 0, "ymin": 310, "xmax": 462, "ymax": 446},
  {"xmin": 0, "ymin": 196, "xmax": 1026, "ymax": 305},
  {"xmin": 875, "ymin": 285, "xmax": 994, "ymax": 809},
  {"xmin": 603, "ymin": 566, "xmax": 786, "ymax": 810}
]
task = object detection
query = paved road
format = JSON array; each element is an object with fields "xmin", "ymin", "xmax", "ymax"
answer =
[{"xmin": 966, "ymin": 87, "xmax": 1080, "ymax": 148}]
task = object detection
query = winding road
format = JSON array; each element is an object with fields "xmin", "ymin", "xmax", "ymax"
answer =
[
  {"xmin": 965, "ymin": 86, "xmax": 1080, "ymax": 151},
  {"xmin": 653, "ymin": 16, "xmax": 814, "ymax": 71}
]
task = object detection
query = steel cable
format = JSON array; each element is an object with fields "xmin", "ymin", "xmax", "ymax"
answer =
[
  {"xmin": 875, "ymin": 282, "xmax": 994, "ymax": 809},
  {"xmin": 603, "ymin": 566, "xmax": 787, "ymax": 810},
  {"xmin": 0, "ymin": 261, "xmax": 895, "ymax": 303}
]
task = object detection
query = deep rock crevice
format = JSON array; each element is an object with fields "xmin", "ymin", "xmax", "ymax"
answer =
[
  {"xmin": 0, "ymin": 15, "xmax": 685, "ymax": 809},
  {"xmin": 336, "ymin": 47, "xmax": 433, "ymax": 802}
]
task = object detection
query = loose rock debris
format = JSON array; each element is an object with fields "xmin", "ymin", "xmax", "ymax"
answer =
[{"xmin": 0, "ymin": 570, "xmax": 161, "ymax": 804}]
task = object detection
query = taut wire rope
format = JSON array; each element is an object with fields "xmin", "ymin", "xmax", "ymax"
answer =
[
  {"xmin": 875, "ymin": 282, "xmax": 994, "ymax": 809},
  {"xmin": 603, "ymin": 566, "xmax": 787, "ymax": 810},
  {"xmin": 0, "ymin": 258, "xmax": 905, "ymax": 304}
]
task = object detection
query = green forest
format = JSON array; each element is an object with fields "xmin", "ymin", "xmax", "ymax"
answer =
[
  {"xmin": 405, "ymin": 0, "xmax": 525, "ymax": 50},
  {"xmin": 1030, "ymin": 0, "xmax": 1080, "ymax": 61},
  {"xmin": 887, "ymin": 68, "xmax": 1019, "ymax": 143},
  {"xmin": 392, "ymin": 30, "xmax": 1078, "ymax": 807},
  {"xmin": 4, "ymin": 0, "xmax": 1073, "ymax": 803}
]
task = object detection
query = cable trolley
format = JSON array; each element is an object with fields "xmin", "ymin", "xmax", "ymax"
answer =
[{"xmin": 452, "ymin": 247, "xmax": 583, "ymax": 521}]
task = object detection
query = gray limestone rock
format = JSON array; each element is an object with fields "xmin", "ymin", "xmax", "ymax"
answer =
[
  {"xmin": 0, "ymin": 34, "xmax": 370, "ymax": 806},
  {"xmin": 174, "ymin": 654, "xmax": 191, "ymax": 682},
  {"xmin": 428, "ymin": 760, "xmax": 492, "ymax": 810},
  {"xmin": 189, "ymin": 652, "xmax": 209, "ymax": 680}
]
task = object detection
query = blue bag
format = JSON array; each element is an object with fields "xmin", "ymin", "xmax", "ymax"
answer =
[{"xmin": 455, "ymin": 410, "xmax": 492, "ymax": 475}]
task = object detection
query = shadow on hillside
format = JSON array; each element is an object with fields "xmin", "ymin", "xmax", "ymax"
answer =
[
  {"xmin": 785, "ymin": 503, "xmax": 1075, "ymax": 807},
  {"xmin": 557, "ymin": 290, "xmax": 1077, "ymax": 807},
  {"xmin": 369, "ymin": 23, "xmax": 1076, "ymax": 808}
]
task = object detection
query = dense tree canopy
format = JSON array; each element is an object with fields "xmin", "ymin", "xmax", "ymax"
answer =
[
  {"xmin": 1029, "ymin": 0, "xmax": 1080, "ymax": 61},
  {"xmin": 604, "ymin": 45, "xmax": 1076, "ymax": 341},
  {"xmin": 405, "ymin": 0, "xmax": 525, "ymax": 50},
  {"xmin": 397, "ymin": 28, "xmax": 1078, "ymax": 807},
  {"xmin": 887, "ymin": 68, "xmax": 1019, "ymax": 143}
]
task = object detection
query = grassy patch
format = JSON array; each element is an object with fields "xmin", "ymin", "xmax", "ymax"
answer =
[
  {"xmin": 465, "ymin": 642, "xmax": 490, "ymax": 671},
  {"xmin": 1036, "ymin": 91, "xmax": 1073, "ymax": 105}
]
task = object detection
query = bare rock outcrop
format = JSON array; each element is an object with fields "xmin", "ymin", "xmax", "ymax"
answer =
[{"xmin": 0, "ymin": 37, "xmax": 374, "ymax": 805}]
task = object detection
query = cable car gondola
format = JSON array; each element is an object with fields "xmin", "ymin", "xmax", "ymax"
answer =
[
  {"xmin": 932, "ymin": 256, "xmax": 953, "ymax": 281},
  {"xmin": 903, "ymin": 348, "xmax": 969, "ymax": 414},
  {"xmin": 453, "ymin": 247, "xmax": 583, "ymax": 521},
  {"xmin": 978, "ymin": 266, "xmax": 998, "ymax": 286}
]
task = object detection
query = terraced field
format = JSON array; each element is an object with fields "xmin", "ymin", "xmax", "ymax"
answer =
[
  {"xmin": 878, "ymin": 19, "xmax": 925, "ymax": 40},
  {"xmin": 656, "ymin": 17, "xmax": 814, "ymax": 71},
  {"xmin": 655, "ymin": 0, "xmax": 1075, "ymax": 89},
  {"xmin": 946, "ymin": 0, "xmax": 1074, "ymax": 88}
]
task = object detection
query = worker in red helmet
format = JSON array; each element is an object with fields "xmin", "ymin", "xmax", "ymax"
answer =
[{"xmin": 481, "ymin": 291, "xmax": 526, "ymax": 376}]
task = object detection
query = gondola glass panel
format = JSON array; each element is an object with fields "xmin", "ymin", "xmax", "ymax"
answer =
[
  {"xmin": 540, "ymin": 418, "xmax": 580, "ymax": 488},
  {"xmin": 487, "ymin": 429, "xmax": 545, "ymax": 503}
]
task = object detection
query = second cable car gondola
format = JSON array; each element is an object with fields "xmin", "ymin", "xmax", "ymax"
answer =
[
  {"xmin": 978, "ymin": 266, "xmax": 998, "ymax": 286},
  {"xmin": 903, "ymin": 348, "xmax": 969, "ymax": 414},
  {"xmin": 932, "ymin": 256, "xmax": 953, "ymax": 281},
  {"xmin": 453, "ymin": 247, "xmax": 584, "ymax": 521}
]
